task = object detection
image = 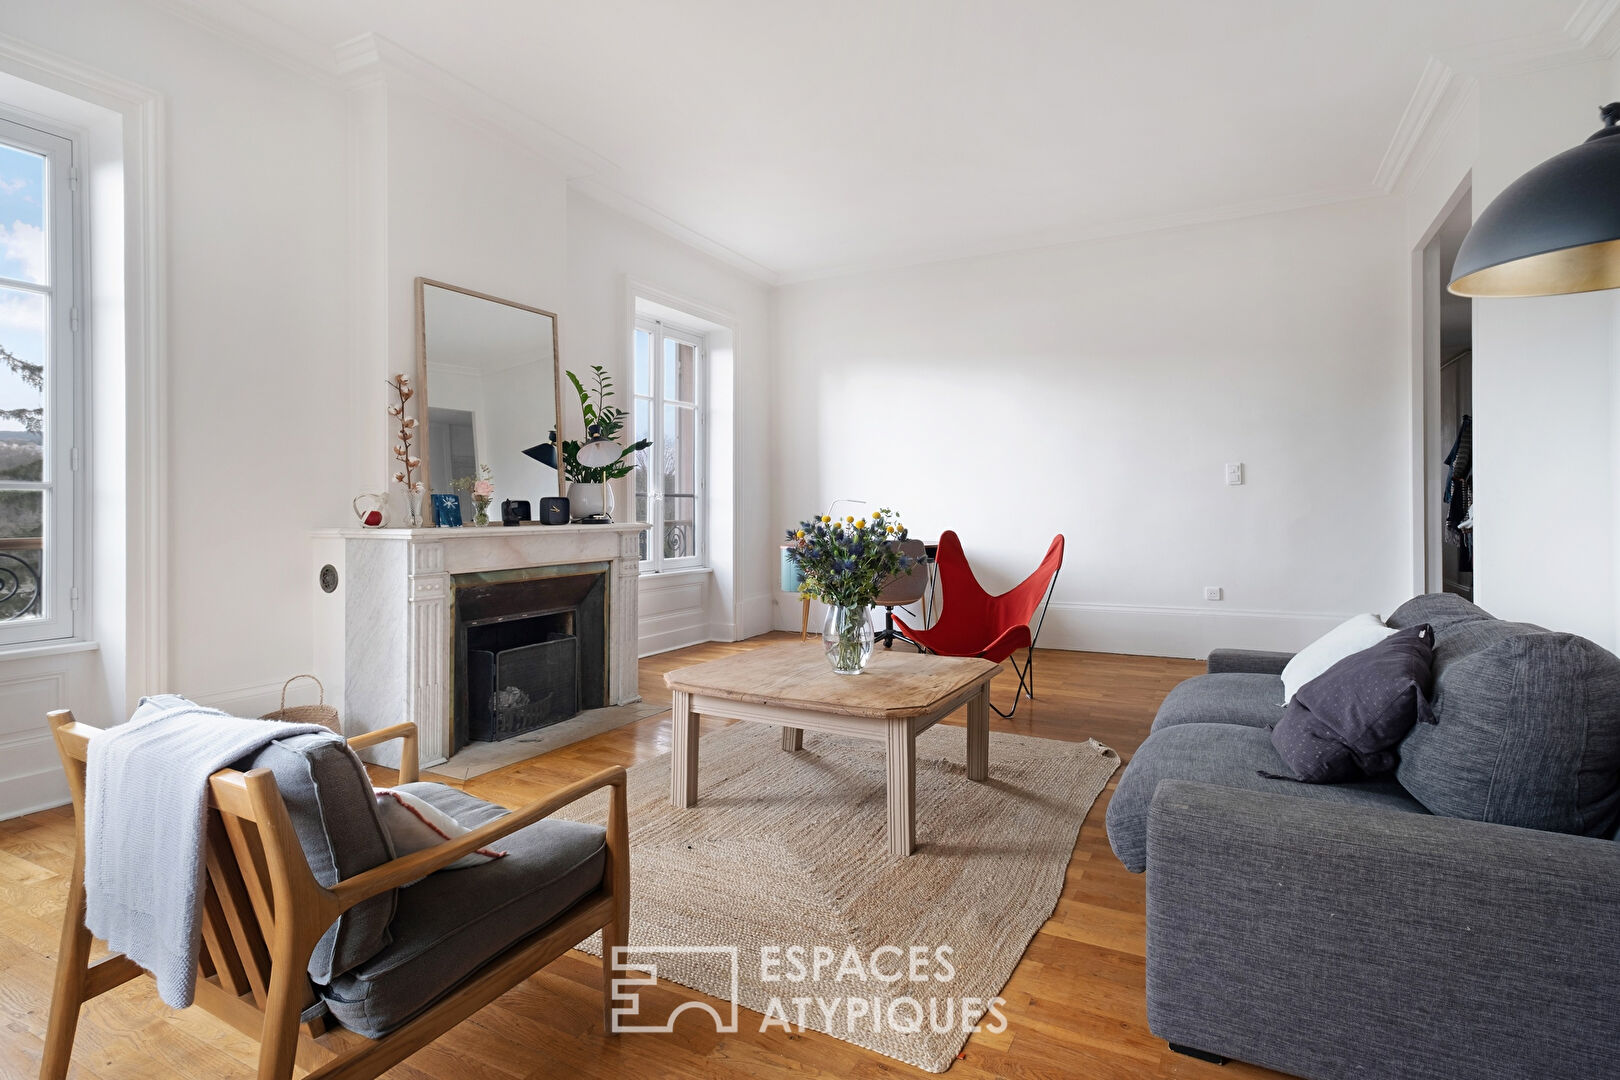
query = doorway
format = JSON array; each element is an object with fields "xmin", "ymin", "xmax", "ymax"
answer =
[{"xmin": 1417, "ymin": 185, "xmax": 1474, "ymax": 598}]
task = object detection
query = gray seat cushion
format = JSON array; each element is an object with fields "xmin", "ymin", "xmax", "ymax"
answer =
[
  {"xmin": 1107, "ymin": 722, "xmax": 1427, "ymax": 872},
  {"xmin": 1397, "ymin": 618, "xmax": 1620, "ymax": 837},
  {"xmin": 322, "ymin": 782, "xmax": 608, "ymax": 1038},
  {"xmin": 1387, "ymin": 592, "xmax": 1493, "ymax": 632},
  {"xmin": 1151, "ymin": 673, "xmax": 1284, "ymax": 733},
  {"xmin": 241, "ymin": 732, "xmax": 398, "ymax": 984}
]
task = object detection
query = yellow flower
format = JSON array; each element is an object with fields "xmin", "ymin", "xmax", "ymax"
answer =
[
  {"xmin": 886, "ymin": 525, "xmax": 895, "ymax": 533},
  {"xmin": 795, "ymin": 529, "xmax": 805, "ymax": 538},
  {"xmin": 821, "ymin": 515, "xmax": 830, "ymax": 523},
  {"xmin": 857, "ymin": 519, "xmax": 866, "ymax": 528},
  {"xmin": 845, "ymin": 515, "xmax": 854, "ymax": 523}
]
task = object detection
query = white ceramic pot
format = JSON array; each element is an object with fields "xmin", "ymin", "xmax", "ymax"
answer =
[{"xmin": 566, "ymin": 481, "xmax": 613, "ymax": 521}]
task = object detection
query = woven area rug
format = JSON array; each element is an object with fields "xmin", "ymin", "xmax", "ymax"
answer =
[{"xmin": 557, "ymin": 722, "xmax": 1119, "ymax": 1072}]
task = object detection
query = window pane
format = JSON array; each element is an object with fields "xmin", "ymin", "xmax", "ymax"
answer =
[
  {"xmin": 662, "ymin": 404, "xmax": 696, "ymax": 496},
  {"xmin": 0, "ymin": 286, "xmax": 46, "ymax": 467},
  {"xmin": 662, "ymin": 495, "xmax": 696, "ymax": 560},
  {"xmin": 0, "ymin": 489, "xmax": 43, "ymax": 620},
  {"xmin": 634, "ymin": 328, "xmax": 652, "ymax": 397},
  {"xmin": 0, "ymin": 143, "xmax": 46, "ymax": 285},
  {"xmin": 663, "ymin": 339, "xmax": 696, "ymax": 403}
]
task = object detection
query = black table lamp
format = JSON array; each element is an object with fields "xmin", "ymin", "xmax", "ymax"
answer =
[{"xmin": 1450, "ymin": 103, "xmax": 1620, "ymax": 298}]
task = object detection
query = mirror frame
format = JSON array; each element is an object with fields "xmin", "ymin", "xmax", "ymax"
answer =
[{"xmin": 413, "ymin": 276, "xmax": 566, "ymax": 520}]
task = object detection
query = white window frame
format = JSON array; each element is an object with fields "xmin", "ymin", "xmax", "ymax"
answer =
[
  {"xmin": 634, "ymin": 315, "xmax": 706, "ymax": 573},
  {"xmin": 0, "ymin": 111, "xmax": 83, "ymax": 647}
]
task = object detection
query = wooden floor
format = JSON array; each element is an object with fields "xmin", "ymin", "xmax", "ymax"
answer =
[{"xmin": 0, "ymin": 634, "xmax": 1290, "ymax": 1080}]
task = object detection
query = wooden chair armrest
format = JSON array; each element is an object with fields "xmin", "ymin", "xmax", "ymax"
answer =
[
  {"xmin": 329, "ymin": 766, "xmax": 628, "ymax": 909},
  {"xmin": 346, "ymin": 722, "xmax": 419, "ymax": 783}
]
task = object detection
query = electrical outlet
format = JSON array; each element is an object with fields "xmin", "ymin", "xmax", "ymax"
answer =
[
  {"xmin": 1225, "ymin": 463, "xmax": 1244, "ymax": 486},
  {"xmin": 1203, "ymin": 586, "xmax": 1223, "ymax": 601}
]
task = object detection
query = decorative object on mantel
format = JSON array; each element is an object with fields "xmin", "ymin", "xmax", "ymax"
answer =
[
  {"xmin": 452, "ymin": 463, "xmax": 496, "ymax": 526},
  {"xmin": 352, "ymin": 491, "xmax": 387, "ymax": 529},
  {"xmin": 501, "ymin": 498, "xmax": 531, "ymax": 526},
  {"xmin": 431, "ymin": 492, "xmax": 463, "ymax": 528},
  {"xmin": 784, "ymin": 508, "xmax": 918, "ymax": 674},
  {"xmin": 388, "ymin": 373, "xmax": 425, "ymax": 527},
  {"xmin": 538, "ymin": 496, "xmax": 570, "ymax": 525},
  {"xmin": 259, "ymin": 674, "xmax": 340, "ymax": 732},
  {"xmin": 1450, "ymin": 102, "xmax": 1620, "ymax": 298},
  {"xmin": 562, "ymin": 366, "xmax": 650, "ymax": 525}
]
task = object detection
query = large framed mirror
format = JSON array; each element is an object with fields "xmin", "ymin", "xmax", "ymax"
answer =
[{"xmin": 415, "ymin": 278, "xmax": 564, "ymax": 524}]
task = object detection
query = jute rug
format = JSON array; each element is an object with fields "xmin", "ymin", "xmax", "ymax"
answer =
[{"xmin": 557, "ymin": 721, "xmax": 1120, "ymax": 1072}]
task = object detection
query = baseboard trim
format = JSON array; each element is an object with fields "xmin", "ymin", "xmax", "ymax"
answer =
[{"xmin": 771, "ymin": 597, "xmax": 1348, "ymax": 659}]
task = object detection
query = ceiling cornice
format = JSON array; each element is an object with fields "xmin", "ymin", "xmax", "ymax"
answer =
[
  {"xmin": 777, "ymin": 183, "xmax": 1390, "ymax": 287},
  {"xmin": 569, "ymin": 181, "xmax": 783, "ymax": 285},
  {"xmin": 333, "ymin": 33, "xmax": 617, "ymax": 180},
  {"xmin": 145, "ymin": 0, "xmax": 341, "ymax": 87},
  {"xmin": 1378, "ymin": 0, "xmax": 1620, "ymax": 194}
]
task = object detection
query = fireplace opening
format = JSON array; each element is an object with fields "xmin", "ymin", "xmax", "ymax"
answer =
[{"xmin": 452, "ymin": 565, "xmax": 608, "ymax": 750}]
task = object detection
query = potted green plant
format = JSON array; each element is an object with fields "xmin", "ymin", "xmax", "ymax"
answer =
[
  {"xmin": 562, "ymin": 366, "xmax": 651, "ymax": 522},
  {"xmin": 784, "ymin": 510, "xmax": 917, "ymax": 674}
]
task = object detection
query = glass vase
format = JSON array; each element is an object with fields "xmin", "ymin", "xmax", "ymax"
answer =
[
  {"xmin": 473, "ymin": 498, "xmax": 490, "ymax": 527},
  {"xmin": 404, "ymin": 487, "xmax": 424, "ymax": 528},
  {"xmin": 822, "ymin": 604, "xmax": 874, "ymax": 675}
]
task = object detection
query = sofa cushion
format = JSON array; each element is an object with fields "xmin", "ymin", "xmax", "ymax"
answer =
[
  {"xmin": 1151, "ymin": 673, "xmax": 1284, "ymax": 733},
  {"xmin": 242, "ymin": 732, "xmax": 397, "ymax": 984},
  {"xmin": 1397, "ymin": 620, "xmax": 1620, "ymax": 837},
  {"xmin": 322, "ymin": 782, "xmax": 608, "ymax": 1038},
  {"xmin": 1280, "ymin": 614, "xmax": 1394, "ymax": 704},
  {"xmin": 1106, "ymin": 722, "xmax": 1426, "ymax": 872},
  {"xmin": 1386, "ymin": 592, "xmax": 1493, "ymax": 632},
  {"xmin": 1270, "ymin": 624, "xmax": 1434, "ymax": 782}
]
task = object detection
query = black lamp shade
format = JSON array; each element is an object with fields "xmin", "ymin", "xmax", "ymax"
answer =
[
  {"xmin": 522, "ymin": 438, "xmax": 558, "ymax": 469},
  {"xmin": 1449, "ymin": 103, "xmax": 1620, "ymax": 298}
]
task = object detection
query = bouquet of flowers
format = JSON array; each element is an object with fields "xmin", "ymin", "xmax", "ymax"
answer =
[
  {"xmin": 785, "ymin": 509, "xmax": 918, "ymax": 673},
  {"xmin": 453, "ymin": 464, "xmax": 496, "ymax": 527}
]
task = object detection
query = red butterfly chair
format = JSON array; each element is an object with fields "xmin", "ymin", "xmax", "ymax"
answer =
[{"xmin": 894, "ymin": 531, "xmax": 1064, "ymax": 718}]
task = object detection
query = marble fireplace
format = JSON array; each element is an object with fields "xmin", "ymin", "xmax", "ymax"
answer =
[{"xmin": 313, "ymin": 522, "xmax": 645, "ymax": 769}]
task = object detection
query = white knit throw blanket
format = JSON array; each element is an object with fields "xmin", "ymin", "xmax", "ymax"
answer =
[{"xmin": 84, "ymin": 704, "xmax": 325, "ymax": 1008}]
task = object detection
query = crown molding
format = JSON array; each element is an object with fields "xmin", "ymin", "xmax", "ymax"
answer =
[
  {"xmin": 144, "ymin": 0, "xmax": 341, "ymax": 87},
  {"xmin": 570, "ymin": 180, "xmax": 782, "ymax": 285},
  {"xmin": 333, "ymin": 33, "xmax": 615, "ymax": 179},
  {"xmin": 777, "ymin": 183, "xmax": 1389, "ymax": 286},
  {"xmin": 1375, "ymin": 0, "xmax": 1620, "ymax": 195}
]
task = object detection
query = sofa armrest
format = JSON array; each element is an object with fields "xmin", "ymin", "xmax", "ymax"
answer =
[
  {"xmin": 1204, "ymin": 648, "xmax": 1292, "ymax": 675},
  {"xmin": 1143, "ymin": 780, "xmax": 1620, "ymax": 1078}
]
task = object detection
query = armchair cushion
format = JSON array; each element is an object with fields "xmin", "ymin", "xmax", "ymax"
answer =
[
  {"xmin": 322, "ymin": 782, "xmax": 608, "ymax": 1038},
  {"xmin": 242, "ymin": 731, "xmax": 398, "ymax": 984}
]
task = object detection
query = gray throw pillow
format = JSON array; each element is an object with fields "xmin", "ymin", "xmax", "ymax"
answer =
[
  {"xmin": 1397, "ymin": 623, "xmax": 1620, "ymax": 837},
  {"xmin": 1269, "ymin": 624, "xmax": 1434, "ymax": 783}
]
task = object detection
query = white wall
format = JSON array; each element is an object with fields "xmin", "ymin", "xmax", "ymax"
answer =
[
  {"xmin": 772, "ymin": 197, "xmax": 1413, "ymax": 657},
  {"xmin": 5, "ymin": 0, "xmax": 351, "ymax": 726},
  {"xmin": 1466, "ymin": 60, "xmax": 1619, "ymax": 646},
  {"xmin": 566, "ymin": 191, "xmax": 776, "ymax": 652}
]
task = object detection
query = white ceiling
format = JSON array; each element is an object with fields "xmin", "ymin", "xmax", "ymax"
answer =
[{"xmin": 173, "ymin": 0, "xmax": 1588, "ymax": 281}]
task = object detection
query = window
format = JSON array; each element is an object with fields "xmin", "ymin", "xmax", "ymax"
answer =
[
  {"xmin": 633, "ymin": 317, "xmax": 705, "ymax": 571},
  {"xmin": 0, "ymin": 113, "xmax": 81, "ymax": 644}
]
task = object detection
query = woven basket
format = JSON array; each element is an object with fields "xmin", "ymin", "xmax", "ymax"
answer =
[{"xmin": 261, "ymin": 674, "xmax": 341, "ymax": 732}]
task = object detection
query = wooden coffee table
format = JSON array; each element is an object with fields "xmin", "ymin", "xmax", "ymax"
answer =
[{"xmin": 663, "ymin": 643, "xmax": 1000, "ymax": 856}]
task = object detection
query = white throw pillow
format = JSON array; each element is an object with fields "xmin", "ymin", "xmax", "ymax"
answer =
[
  {"xmin": 374, "ymin": 787, "xmax": 507, "ymax": 873},
  {"xmin": 1279, "ymin": 613, "xmax": 1395, "ymax": 704}
]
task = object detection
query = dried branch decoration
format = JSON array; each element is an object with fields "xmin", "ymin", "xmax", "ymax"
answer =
[{"xmin": 388, "ymin": 373, "xmax": 423, "ymax": 493}]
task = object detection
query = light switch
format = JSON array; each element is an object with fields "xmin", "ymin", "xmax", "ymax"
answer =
[{"xmin": 1225, "ymin": 463, "xmax": 1244, "ymax": 486}]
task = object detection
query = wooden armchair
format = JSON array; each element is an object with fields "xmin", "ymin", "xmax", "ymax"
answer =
[{"xmin": 41, "ymin": 710, "xmax": 630, "ymax": 1080}]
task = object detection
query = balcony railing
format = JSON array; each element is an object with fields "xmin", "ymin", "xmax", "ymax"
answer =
[{"xmin": 0, "ymin": 535, "xmax": 43, "ymax": 619}]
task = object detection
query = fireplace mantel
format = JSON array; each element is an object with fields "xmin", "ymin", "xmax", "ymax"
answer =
[{"xmin": 312, "ymin": 523, "xmax": 647, "ymax": 768}]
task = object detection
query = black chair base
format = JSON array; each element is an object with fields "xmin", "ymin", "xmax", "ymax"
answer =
[
  {"xmin": 989, "ymin": 646, "xmax": 1037, "ymax": 719},
  {"xmin": 1168, "ymin": 1043, "xmax": 1228, "ymax": 1066},
  {"xmin": 875, "ymin": 606, "xmax": 924, "ymax": 652}
]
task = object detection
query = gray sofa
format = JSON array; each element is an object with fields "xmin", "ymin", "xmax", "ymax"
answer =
[{"xmin": 1105, "ymin": 593, "xmax": 1620, "ymax": 1080}]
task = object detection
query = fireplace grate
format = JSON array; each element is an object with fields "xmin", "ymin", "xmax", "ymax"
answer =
[{"xmin": 467, "ymin": 633, "xmax": 580, "ymax": 741}]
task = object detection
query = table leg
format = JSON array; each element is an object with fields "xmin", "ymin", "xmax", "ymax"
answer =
[
  {"xmin": 886, "ymin": 717, "xmax": 916, "ymax": 857},
  {"xmin": 781, "ymin": 726, "xmax": 803, "ymax": 751},
  {"xmin": 670, "ymin": 690, "xmax": 698, "ymax": 808},
  {"xmin": 967, "ymin": 684, "xmax": 989, "ymax": 782}
]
